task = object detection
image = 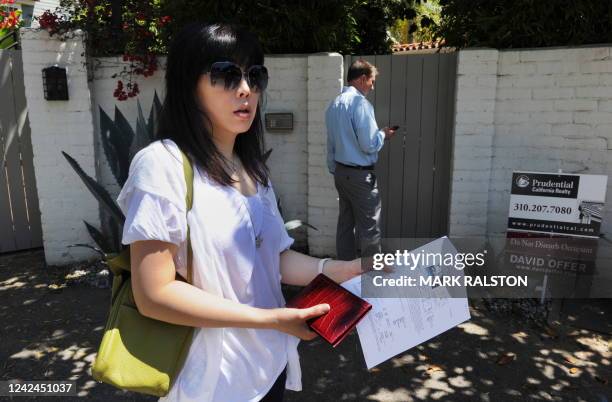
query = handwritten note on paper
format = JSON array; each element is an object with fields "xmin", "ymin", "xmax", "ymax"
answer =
[{"xmin": 341, "ymin": 237, "xmax": 471, "ymax": 369}]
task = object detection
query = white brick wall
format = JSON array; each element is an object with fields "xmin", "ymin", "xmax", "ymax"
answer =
[
  {"xmin": 263, "ymin": 56, "xmax": 309, "ymax": 248},
  {"xmin": 449, "ymin": 49, "xmax": 498, "ymax": 237},
  {"xmin": 23, "ymin": 31, "xmax": 612, "ymax": 264},
  {"xmin": 451, "ymin": 45, "xmax": 612, "ymax": 239},
  {"xmin": 20, "ymin": 28, "xmax": 99, "ymax": 265},
  {"xmin": 307, "ymin": 53, "xmax": 343, "ymax": 256}
]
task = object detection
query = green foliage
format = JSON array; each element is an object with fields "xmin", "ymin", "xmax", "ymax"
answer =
[
  {"xmin": 165, "ymin": 0, "xmax": 422, "ymax": 54},
  {"xmin": 52, "ymin": 0, "xmax": 424, "ymax": 55},
  {"xmin": 161, "ymin": 0, "xmax": 357, "ymax": 53},
  {"xmin": 0, "ymin": 28, "xmax": 17, "ymax": 49},
  {"xmin": 0, "ymin": 0, "xmax": 23, "ymax": 50},
  {"xmin": 99, "ymin": 93, "xmax": 161, "ymax": 186},
  {"xmin": 52, "ymin": 0, "xmax": 170, "ymax": 57},
  {"xmin": 389, "ymin": 0, "xmax": 441, "ymax": 44},
  {"xmin": 42, "ymin": 0, "xmax": 424, "ymax": 101},
  {"xmin": 61, "ymin": 151, "xmax": 126, "ymax": 226},
  {"xmin": 434, "ymin": 0, "xmax": 612, "ymax": 49},
  {"xmin": 348, "ymin": 0, "xmax": 418, "ymax": 53}
]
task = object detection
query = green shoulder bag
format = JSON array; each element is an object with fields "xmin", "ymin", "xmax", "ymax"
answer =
[{"xmin": 91, "ymin": 149, "xmax": 195, "ymax": 397}]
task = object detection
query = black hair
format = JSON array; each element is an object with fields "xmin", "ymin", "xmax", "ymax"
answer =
[{"xmin": 157, "ymin": 22, "xmax": 269, "ymax": 187}]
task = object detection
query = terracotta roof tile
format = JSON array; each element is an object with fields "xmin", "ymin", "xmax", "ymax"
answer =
[{"xmin": 391, "ymin": 39, "xmax": 446, "ymax": 53}]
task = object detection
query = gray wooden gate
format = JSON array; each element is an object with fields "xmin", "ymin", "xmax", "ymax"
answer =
[
  {"xmin": 343, "ymin": 52, "xmax": 457, "ymax": 238},
  {"xmin": 0, "ymin": 49, "xmax": 43, "ymax": 253}
]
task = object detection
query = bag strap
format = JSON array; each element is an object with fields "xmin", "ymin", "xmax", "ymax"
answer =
[
  {"xmin": 107, "ymin": 148, "xmax": 195, "ymax": 283},
  {"xmin": 179, "ymin": 149, "xmax": 194, "ymax": 284}
]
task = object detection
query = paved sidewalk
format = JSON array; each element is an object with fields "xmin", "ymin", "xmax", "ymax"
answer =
[{"xmin": 0, "ymin": 249, "xmax": 610, "ymax": 401}]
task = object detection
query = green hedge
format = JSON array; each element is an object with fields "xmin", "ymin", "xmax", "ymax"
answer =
[
  {"xmin": 435, "ymin": 0, "xmax": 612, "ymax": 49},
  {"xmin": 161, "ymin": 0, "xmax": 419, "ymax": 54},
  {"xmin": 55, "ymin": 0, "xmax": 421, "ymax": 56}
]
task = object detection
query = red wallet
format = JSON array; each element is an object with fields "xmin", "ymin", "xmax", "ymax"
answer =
[{"xmin": 285, "ymin": 274, "xmax": 372, "ymax": 347}]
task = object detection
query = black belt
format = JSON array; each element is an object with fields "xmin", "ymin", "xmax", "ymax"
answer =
[{"xmin": 336, "ymin": 162, "xmax": 375, "ymax": 171}]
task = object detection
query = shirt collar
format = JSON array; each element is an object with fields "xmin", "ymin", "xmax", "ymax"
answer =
[{"xmin": 342, "ymin": 85, "xmax": 364, "ymax": 96}]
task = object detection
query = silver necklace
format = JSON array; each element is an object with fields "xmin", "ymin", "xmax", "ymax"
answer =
[
  {"xmin": 224, "ymin": 154, "xmax": 263, "ymax": 248},
  {"xmin": 245, "ymin": 189, "xmax": 264, "ymax": 249},
  {"xmin": 222, "ymin": 154, "xmax": 238, "ymax": 175}
]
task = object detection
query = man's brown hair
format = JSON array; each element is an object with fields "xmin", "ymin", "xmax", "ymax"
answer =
[{"xmin": 347, "ymin": 59, "xmax": 378, "ymax": 83}]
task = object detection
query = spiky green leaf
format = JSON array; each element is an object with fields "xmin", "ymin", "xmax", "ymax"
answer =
[
  {"xmin": 67, "ymin": 243, "xmax": 106, "ymax": 258},
  {"xmin": 148, "ymin": 91, "xmax": 162, "ymax": 141},
  {"xmin": 62, "ymin": 151, "xmax": 125, "ymax": 224},
  {"xmin": 108, "ymin": 214, "xmax": 123, "ymax": 253},
  {"xmin": 84, "ymin": 220, "xmax": 114, "ymax": 254},
  {"xmin": 131, "ymin": 99, "xmax": 151, "ymax": 160},
  {"xmin": 99, "ymin": 106, "xmax": 132, "ymax": 186}
]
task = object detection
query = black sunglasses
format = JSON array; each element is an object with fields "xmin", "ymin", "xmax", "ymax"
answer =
[{"xmin": 209, "ymin": 61, "xmax": 268, "ymax": 92}]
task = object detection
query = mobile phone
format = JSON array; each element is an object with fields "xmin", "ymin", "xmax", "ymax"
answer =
[{"xmin": 390, "ymin": 125, "xmax": 400, "ymax": 130}]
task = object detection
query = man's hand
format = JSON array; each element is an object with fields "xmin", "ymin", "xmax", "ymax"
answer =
[{"xmin": 382, "ymin": 126, "xmax": 397, "ymax": 139}]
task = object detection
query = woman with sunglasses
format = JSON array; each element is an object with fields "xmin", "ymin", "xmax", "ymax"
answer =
[{"xmin": 116, "ymin": 22, "xmax": 362, "ymax": 402}]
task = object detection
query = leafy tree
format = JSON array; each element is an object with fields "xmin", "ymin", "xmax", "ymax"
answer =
[
  {"xmin": 389, "ymin": 0, "xmax": 441, "ymax": 44},
  {"xmin": 40, "ymin": 0, "xmax": 425, "ymax": 100},
  {"xmin": 159, "ymin": 0, "xmax": 424, "ymax": 54},
  {"xmin": 434, "ymin": 0, "xmax": 612, "ymax": 49}
]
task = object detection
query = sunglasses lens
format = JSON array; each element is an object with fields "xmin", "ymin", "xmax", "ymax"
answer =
[
  {"xmin": 210, "ymin": 63, "xmax": 268, "ymax": 92},
  {"xmin": 210, "ymin": 62, "xmax": 242, "ymax": 90},
  {"xmin": 225, "ymin": 66, "xmax": 243, "ymax": 90},
  {"xmin": 209, "ymin": 62, "xmax": 225, "ymax": 86},
  {"xmin": 247, "ymin": 66, "xmax": 268, "ymax": 92}
]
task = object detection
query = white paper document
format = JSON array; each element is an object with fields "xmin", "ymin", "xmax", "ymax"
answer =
[{"xmin": 341, "ymin": 237, "xmax": 471, "ymax": 369}]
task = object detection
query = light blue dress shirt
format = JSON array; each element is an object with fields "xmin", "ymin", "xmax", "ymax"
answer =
[{"xmin": 325, "ymin": 85, "xmax": 385, "ymax": 174}]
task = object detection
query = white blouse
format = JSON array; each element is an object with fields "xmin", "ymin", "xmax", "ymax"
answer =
[{"xmin": 116, "ymin": 139, "xmax": 302, "ymax": 402}]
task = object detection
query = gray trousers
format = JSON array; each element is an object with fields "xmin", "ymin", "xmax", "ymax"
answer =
[{"xmin": 333, "ymin": 163, "xmax": 382, "ymax": 260}]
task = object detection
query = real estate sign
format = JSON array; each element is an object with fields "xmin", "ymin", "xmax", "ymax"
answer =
[{"xmin": 507, "ymin": 171, "xmax": 608, "ymax": 238}]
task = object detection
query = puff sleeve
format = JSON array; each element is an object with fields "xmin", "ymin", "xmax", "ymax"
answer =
[{"xmin": 116, "ymin": 141, "xmax": 188, "ymax": 249}]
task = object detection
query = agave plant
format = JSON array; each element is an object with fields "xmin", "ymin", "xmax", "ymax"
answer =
[
  {"xmin": 63, "ymin": 92, "xmax": 161, "ymax": 258},
  {"xmin": 100, "ymin": 92, "xmax": 162, "ymax": 186}
]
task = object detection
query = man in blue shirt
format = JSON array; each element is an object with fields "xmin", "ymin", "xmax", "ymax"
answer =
[{"xmin": 326, "ymin": 59, "xmax": 396, "ymax": 260}]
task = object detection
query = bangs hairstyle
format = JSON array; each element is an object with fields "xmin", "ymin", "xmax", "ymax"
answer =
[{"xmin": 157, "ymin": 22, "xmax": 269, "ymax": 187}]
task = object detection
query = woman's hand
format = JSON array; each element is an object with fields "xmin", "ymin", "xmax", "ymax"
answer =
[{"xmin": 268, "ymin": 304, "xmax": 331, "ymax": 340}]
